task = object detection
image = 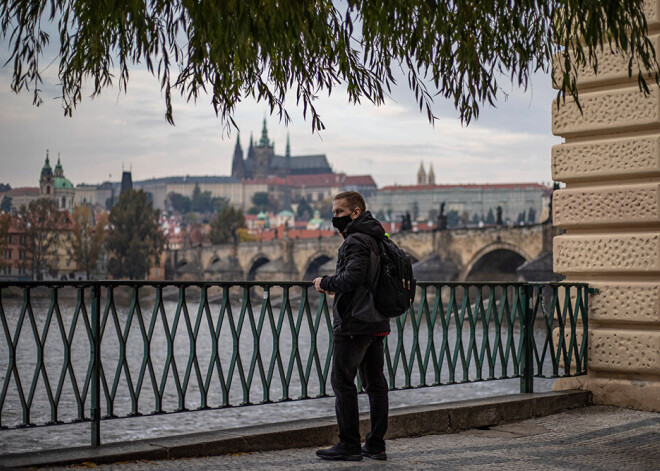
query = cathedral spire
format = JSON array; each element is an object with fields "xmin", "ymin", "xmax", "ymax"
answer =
[
  {"xmin": 427, "ymin": 163, "xmax": 435, "ymax": 185},
  {"xmin": 417, "ymin": 161, "xmax": 427, "ymax": 185},
  {"xmin": 247, "ymin": 132, "xmax": 254, "ymax": 160},
  {"xmin": 234, "ymin": 133, "xmax": 242, "ymax": 152},
  {"xmin": 286, "ymin": 132, "xmax": 291, "ymax": 158},
  {"xmin": 232, "ymin": 133, "xmax": 245, "ymax": 179},
  {"xmin": 259, "ymin": 117, "xmax": 269, "ymax": 146}
]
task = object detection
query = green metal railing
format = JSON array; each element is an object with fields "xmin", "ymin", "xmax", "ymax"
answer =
[{"xmin": 0, "ymin": 281, "xmax": 593, "ymax": 446}]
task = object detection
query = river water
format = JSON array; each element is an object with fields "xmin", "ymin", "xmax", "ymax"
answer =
[{"xmin": 0, "ymin": 286, "xmax": 559, "ymax": 454}]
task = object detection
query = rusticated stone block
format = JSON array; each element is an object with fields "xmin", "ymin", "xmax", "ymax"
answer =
[
  {"xmin": 554, "ymin": 233, "xmax": 660, "ymax": 273},
  {"xmin": 553, "ymin": 35, "xmax": 660, "ymax": 89},
  {"xmin": 554, "ymin": 376, "xmax": 660, "ymax": 411},
  {"xmin": 552, "ymin": 87, "xmax": 660, "ymax": 136},
  {"xmin": 646, "ymin": 0, "xmax": 660, "ymax": 26},
  {"xmin": 552, "ymin": 135, "xmax": 660, "ymax": 182},
  {"xmin": 589, "ymin": 282, "xmax": 660, "ymax": 324},
  {"xmin": 589, "ymin": 329, "xmax": 660, "ymax": 374},
  {"xmin": 553, "ymin": 183, "xmax": 660, "ymax": 227}
]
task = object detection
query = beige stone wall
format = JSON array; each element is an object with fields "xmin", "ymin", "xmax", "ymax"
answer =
[{"xmin": 551, "ymin": 0, "xmax": 660, "ymax": 412}]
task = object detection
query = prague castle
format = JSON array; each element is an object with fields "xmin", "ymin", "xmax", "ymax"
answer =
[{"xmin": 231, "ymin": 119, "xmax": 332, "ymax": 179}]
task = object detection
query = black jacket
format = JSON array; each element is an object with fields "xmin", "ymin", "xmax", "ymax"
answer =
[{"xmin": 320, "ymin": 211, "xmax": 390, "ymax": 336}]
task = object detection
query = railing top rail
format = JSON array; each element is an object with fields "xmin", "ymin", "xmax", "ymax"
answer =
[{"xmin": 0, "ymin": 280, "xmax": 592, "ymax": 288}]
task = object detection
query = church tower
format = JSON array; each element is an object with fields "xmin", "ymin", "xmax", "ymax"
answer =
[
  {"xmin": 120, "ymin": 165, "xmax": 133, "ymax": 196},
  {"xmin": 40, "ymin": 150, "xmax": 54, "ymax": 196},
  {"xmin": 253, "ymin": 118, "xmax": 274, "ymax": 179},
  {"xmin": 427, "ymin": 163, "xmax": 435, "ymax": 185},
  {"xmin": 417, "ymin": 161, "xmax": 427, "ymax": 185},
  {"xmin": 231, "ymin": 133, "xmax": 245, "ymax": 179}
]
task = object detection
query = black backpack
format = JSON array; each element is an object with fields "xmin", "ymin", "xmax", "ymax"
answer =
[{"xmin": 370, "ymin": 237, "xmax": 417, "ymax": 318}]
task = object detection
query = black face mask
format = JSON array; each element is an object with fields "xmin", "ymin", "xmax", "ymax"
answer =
[{"xmin": 332, "ymin": 215, "xmax": 352, "ymax": 232}]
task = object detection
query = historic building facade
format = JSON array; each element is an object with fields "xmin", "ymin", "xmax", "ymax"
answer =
[
  {"xmin": 39, "ymin": 151, "xmax": 75, "ymax": 210},
  {"xmin": 370, "ymin": 182, "xmax": 550, "ymax": 224},
  {"xmin": 4, "ymin": 151, "xmax": 75, "ymax": 211}
]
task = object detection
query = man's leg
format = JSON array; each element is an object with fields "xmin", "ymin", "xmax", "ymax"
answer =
[
  {"xmin": 330, "ymin": 335, "xmax": 370, "ymax": 450},
  {"xmin": 359, "ymin": 336, "xmax": 389, "ymax": 453}
]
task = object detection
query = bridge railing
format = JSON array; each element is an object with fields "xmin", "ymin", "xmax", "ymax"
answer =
[{"xmin": 0, "ymin": 280, "xmax": 592, "ymax": 446}]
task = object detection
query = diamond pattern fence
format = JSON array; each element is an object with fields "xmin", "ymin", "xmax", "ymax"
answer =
[{"xmin": 0, "ymin": 281, "xmax": 592, "ymax": 446}]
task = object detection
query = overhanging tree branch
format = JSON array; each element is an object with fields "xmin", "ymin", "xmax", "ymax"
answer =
[{"xmin": 1, "ymin": 0, "xmax": 657, "ymax": 130}]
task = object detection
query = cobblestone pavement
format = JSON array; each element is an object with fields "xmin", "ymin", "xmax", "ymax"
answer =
[{"xmin": 50, "ymin": 406, "xmax": 659, "ymax": 471}]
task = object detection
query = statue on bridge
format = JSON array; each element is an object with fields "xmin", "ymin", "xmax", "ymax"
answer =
[
  {"xmin": 496, "ymin": 205, "xmax": 503, "ymax": 226},
  {"xmin": 400, "ymin": 212, "xmax": 412, "ymax": 231},
  {"xmin": 437, "ymin": 202, "xmax": 447, "ymax": 231}
]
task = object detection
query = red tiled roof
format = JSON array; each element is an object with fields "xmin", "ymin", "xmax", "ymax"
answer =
[
  {"xmin": 242, "ymin": 177, "xmax": 287, "ymax": 185},
  {"xmin": 285, "ymin": 173, "xmax": 346, "ymax": 188},
  {"xmin": 380, "ymin": 183, "xmax": 550, "ymax": 192},
  {"xmin": 242, "ymin": 173, "xmax": 378, "ymax": 190},
  {"xmin": 5, "ymin": 187, "xmax": 40, "ymax": 196},
  {"xmin": 343, "ymin": 175, "xmax": 377, "ymax": 187},
  {"xmin": 5, "ymin": 211, "xmax": 75, "ymax": 232}
]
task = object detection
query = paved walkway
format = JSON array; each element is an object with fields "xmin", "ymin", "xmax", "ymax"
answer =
[{"xmin": 44, "ymin": 405, "xmax": 659, "ymax": 470}]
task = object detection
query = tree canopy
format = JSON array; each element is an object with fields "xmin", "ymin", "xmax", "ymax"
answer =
[
  {"xmin": 0, "ymin": 212, "xmax": 10, "ymax": 271},
  {"xmin": 71, "ymin": 204, "xmax": 107, "ymax": 280},
  {"xmin": 1, "ymin": 1, "xmax": 657, "ymax": 130},
  {"xmin": 209, "ymin": 206, "xmax": 246, "ymax": 244},
  {"xmin": 106, "ymin": 189, "xmax": 164, "ymax": 279},
  {"xmin": 15, "ymin": 199, "xmax": 68, "ymax": 280}
]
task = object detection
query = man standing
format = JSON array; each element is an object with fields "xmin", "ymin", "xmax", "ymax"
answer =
[{"xmin": 313, "ymin": 191, "xmax": 389, "ymax": 461}]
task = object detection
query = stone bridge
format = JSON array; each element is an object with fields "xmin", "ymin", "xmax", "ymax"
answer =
[{"xmin": 170, "ymin": 222, "xmax": 553, "ymax": 282}]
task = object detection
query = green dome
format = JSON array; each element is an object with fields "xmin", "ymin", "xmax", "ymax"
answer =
[
  {"xmin": 54, "ymin": 177, "xmax": 74, "ymax": 189},
  {"xmin": 278, "ymin": 210, "xmax": 294, "ymax": 217},
  {"xmin": 257, "ymin": 211, "xmax": 267, "ymax": 220}
]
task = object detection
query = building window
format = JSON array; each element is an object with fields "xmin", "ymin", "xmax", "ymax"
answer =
[
  {"xmin": 62, "ymin": 197, "xmax": 66, "ymax": 208},
  {"xmin": 4, "ymin": 250, "xmax": 10, "ymax": 259},
  {"xmin": 3, "ymin": 266, "xmax": 10, "ymax": 275},
  {"xmin": 47, "ymin": 186, "xmax": 51, "ymax": 194}
]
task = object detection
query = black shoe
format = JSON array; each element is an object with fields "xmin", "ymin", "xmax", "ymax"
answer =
[
  {"xmin": 362, "ymin": 445, "xmax": 387, "ymax": 461},
  {"xmin": 316, "ymin": 443, "xmax": 363, "ymax": 461}
]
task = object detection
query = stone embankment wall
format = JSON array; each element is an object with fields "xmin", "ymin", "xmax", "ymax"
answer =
[{"xmin": 552, "ymin": 0, "xmax": 660, "ymax": 411}]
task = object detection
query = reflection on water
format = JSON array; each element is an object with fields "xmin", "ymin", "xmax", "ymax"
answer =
[{"xmin": 0, "ymin": 286, "xmax": 560, "ymax": 455}]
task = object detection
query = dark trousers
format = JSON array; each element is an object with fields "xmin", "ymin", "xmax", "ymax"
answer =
[{"xmin": 330, "ymin": 334, "xmax": 389, "ymax": 452}]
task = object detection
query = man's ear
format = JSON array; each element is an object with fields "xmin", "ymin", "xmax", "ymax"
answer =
[{"xmin": 353, "ymin": 207, "xmax": 362, "ymax": 219}]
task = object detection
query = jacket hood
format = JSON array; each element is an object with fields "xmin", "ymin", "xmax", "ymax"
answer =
[{"xmin": 343, "ymin": 210, "xmax": 385, "ymax": 240}]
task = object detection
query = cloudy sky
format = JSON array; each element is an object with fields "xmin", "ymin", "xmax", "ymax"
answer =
[{"xmin": 0, "ymin": 36, "xmax": 561, "ymax": 190}]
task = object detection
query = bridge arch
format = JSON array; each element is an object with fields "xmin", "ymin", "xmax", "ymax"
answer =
[
  {"xmin": 460, "ymin": 242, "xmax": 532, "ymax": 281},
  {"xmin": 206, "ymin": 255, "xmax": 220, "ymax": 271},
  {"xmin": 246, "ymin": 254, "xmax": 271, "ymax": 281},
  {"xmin": 302, "ymin": 252, "xmax": 334, "ymax": 280}
]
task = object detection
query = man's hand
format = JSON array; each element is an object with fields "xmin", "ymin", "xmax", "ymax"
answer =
[{"xmin": 313, "ymin": 277, "xmax": 334, "ymax": 295}]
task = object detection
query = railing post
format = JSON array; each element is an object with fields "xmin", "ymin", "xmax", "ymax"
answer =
[
  {"xmin": 91, "ymin": 284, "xmax": 101, "ymax": 446},
  {"xmin": 520, "ymin": 284, "xmax": 534, "ymax": 394}
]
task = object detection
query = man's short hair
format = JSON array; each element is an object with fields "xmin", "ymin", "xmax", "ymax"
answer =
[{"xmin": 333, "ymin": 191, "xmax": 366, "ymax": 212}]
